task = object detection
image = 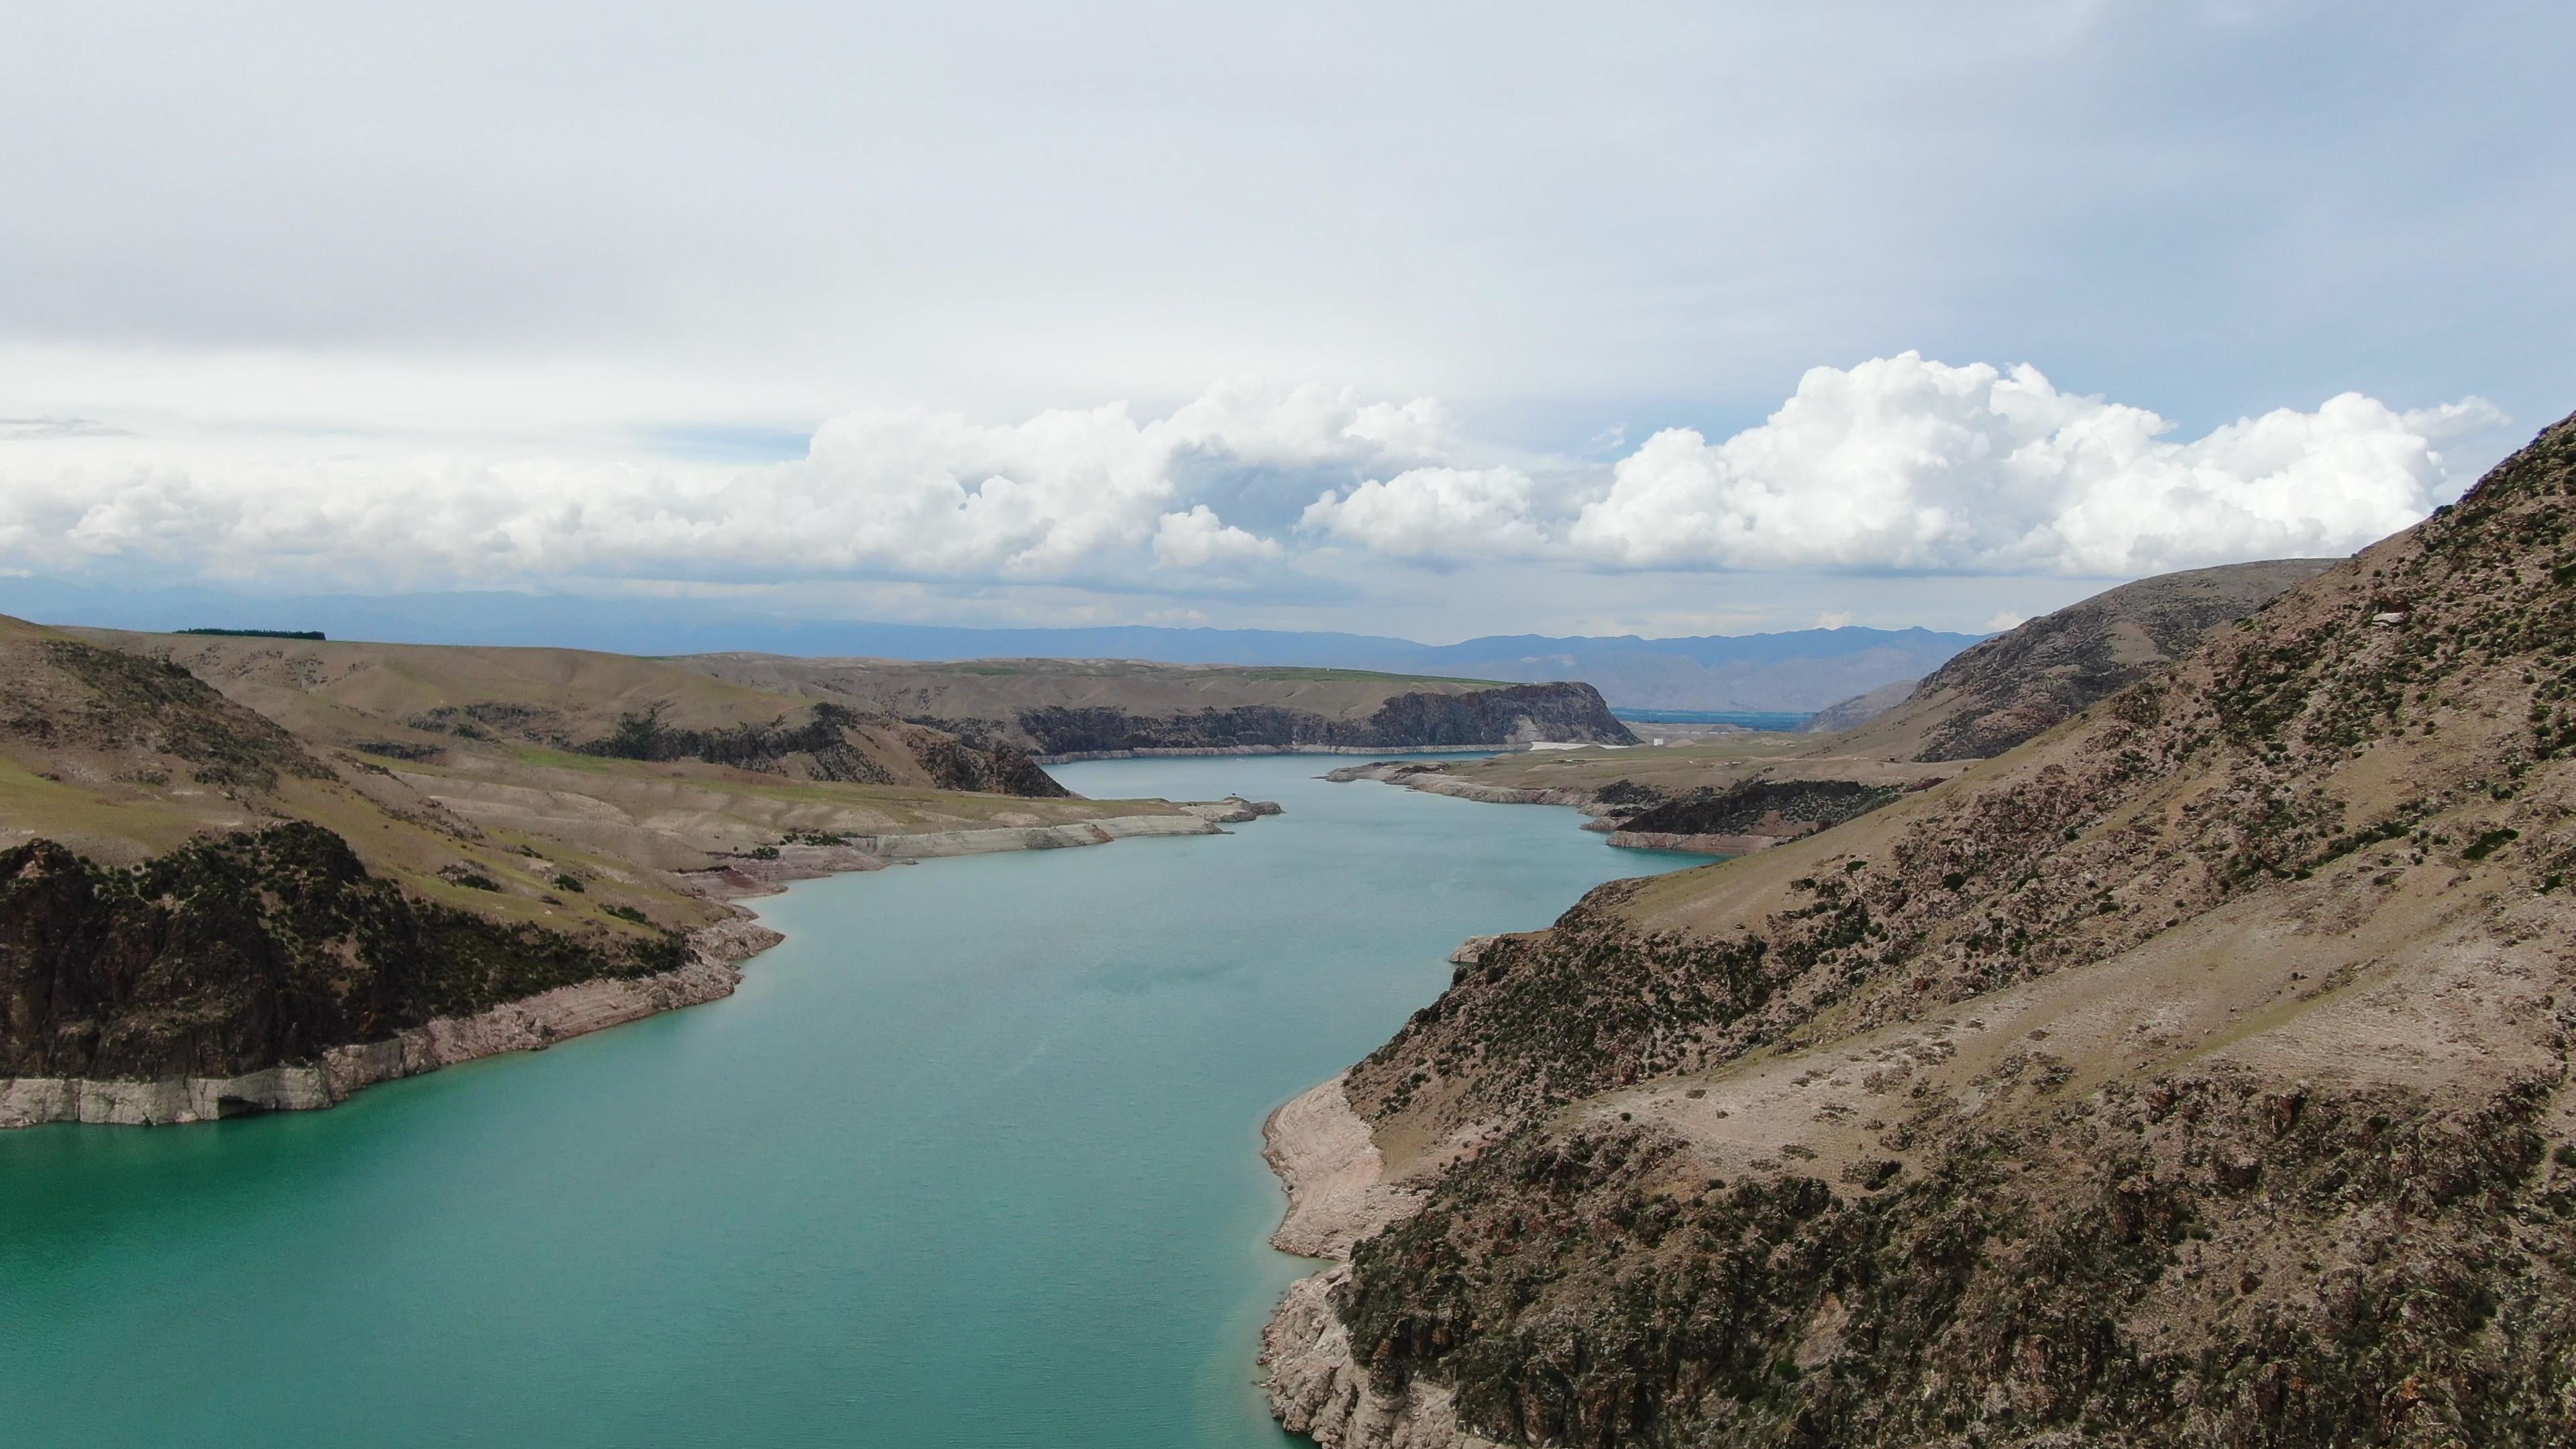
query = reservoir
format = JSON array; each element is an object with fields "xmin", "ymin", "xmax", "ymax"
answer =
[{"xmin": 0, "ymin": 755, "xmax": 1709, "ymax": 1446}]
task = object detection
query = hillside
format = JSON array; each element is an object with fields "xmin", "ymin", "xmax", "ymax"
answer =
[
  {"xmin": 0, "ymin": 619, "xmax": 1208, "ymax": 1120},
  {"xmin": 1841, "ymin": 558, "xmax": 2337, "ymax": 761},
  {"xmin": 672, "ymin": 655, "xmax": 1638, "ymax": 757},
  {"xmin": 1265, "ymin": 416, "xmax": 2576, "ymax": 1447},
  {"xmin": 0, "ymin": 577, "xmax": 1976, "ymax": 712},
  {"xmin": 1795, "ymin": 678, "xmax": 1915, "ymax": 733},
  {"xmin": 1347, "ymin": 560, "xmax": 2337, "ymax": 856}
]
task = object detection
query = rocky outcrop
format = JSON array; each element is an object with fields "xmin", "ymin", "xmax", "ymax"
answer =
[
  {"xmin": 1260, "ymin": 1076, "xmax": 1470, "ymax": 1449},
  {"xmin": 1598, "ymin": 778, "xmax": 1902, "ymax": 857},
  {"xmin": 1177, "ymin": 797, "xmax": 1286, "ymax": 823},
  {"xmin": 0, "ymin": 823, "xmax": 694, "ymax": 1084},
  {"xmin": 0, "ymin": 914, "xmax": 777, "ymax": 1128},
  {"xmin": 565, "ymin": 700, "xmax": 1070, "ymax": 798},
  {"xmin": 1020, "ymin": 682, "xmax": 1635, "ymax": 760}
]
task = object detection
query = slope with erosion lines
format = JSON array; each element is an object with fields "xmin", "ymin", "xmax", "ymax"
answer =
[{"xmin": 1267, "ymin": 415, "xmax": 2576, "ymax": 1448}]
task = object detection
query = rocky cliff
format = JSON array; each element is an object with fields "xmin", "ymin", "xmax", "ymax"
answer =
[
  {"xmin": 1268, "ymin": 415, "xmax": 2576, "ymax": 1448},
  {"xmin": 1018, "ymin": 682, "xmax": 1636, "ymax": 760},
  {"xmin": 0, "ymin": 823, "xmax": 687, "ymax": 1083}
]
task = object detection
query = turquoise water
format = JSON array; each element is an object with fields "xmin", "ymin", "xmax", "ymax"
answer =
[{"xmin": 0, "ymin": 755, "xmax": 1709, "ymax": 1446}]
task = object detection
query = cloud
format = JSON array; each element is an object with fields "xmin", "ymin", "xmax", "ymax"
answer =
[
  {"xmin": 1299, "ymin": 466, "xmax": 1552, "ymax": 561},
  {"xmin": 1564, "ymin": 354, "xmax": 2505, "ymax": 576},
  {"xmin": 0, "ymin": 381, "xmax": 1448, "ymax": 591},
  {"xmin": 1152, "ymin": 504, "xmax": 1283, "ymax": 570},
  {"xmin": 0, "ymin": 360, "xmax": 2509, "ymax": 601}
]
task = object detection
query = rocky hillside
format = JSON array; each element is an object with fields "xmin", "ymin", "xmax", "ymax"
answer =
[
  {"xmin": 86, "ymin": 629, "xmax": 1066, "ymax": 797},
  {"xmin": 681, "ymin": 655, "xmax": 1636, "ymax": 757},
  {"xmin": 1845, "ymin": 558, "xmax": 2336, "ymax": 761},
  {"xmin": 0, "ymin": 825, "xmax": 684, "ymax": 1081},
  {"xmin": 1268, "ymin": 415, "xmax": 2576, "ymax": 1448},
  {"xmin": 1796, "ymin": 678, "xmax": 1915, "ymax": 733},
  {"xmin": 1014, "ymin": 682, "xmax": 1634, "ymax": 759},
  {"xmin": 0, "ymin": 616, "xmax": 1208, "ymax": 1103}
]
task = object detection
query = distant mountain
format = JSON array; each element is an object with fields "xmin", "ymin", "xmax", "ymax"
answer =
[{"xmin": 0, "ymin": 577, "xmax": 1982, "ymax": 712}]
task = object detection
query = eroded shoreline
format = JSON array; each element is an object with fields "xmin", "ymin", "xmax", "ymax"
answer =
[
  {"xmin": 1259, "ymin": 1075, "xmax": 1485, "ymax": 1449},
  {"xmin": 0, "ymin": 808, "xmax": 1260, "ymax": 1130}
]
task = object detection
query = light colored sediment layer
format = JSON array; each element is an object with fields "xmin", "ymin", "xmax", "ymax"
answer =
[
  {"xmin": 862, "ymin": 812, "xmax": 1220, "ymax": 857},
  {"xmin": 1177, "ymin": 797, "xmax": 1286, "ymax": 824},
  {"xmin": 0, "ymin": 916, "xmax": 781, "ymax": 1130},
  {"xmin": 1603, "ymin": 828, "xmax": 1766, "ymax": 855},
  {"xmin": 1263, "ymin": 1075, "xmax": 1424, "ymax": 1258},
  {"xmin": 1032, "ymin": 745, "xmax": 1505, "ymax": 764},
  {"xmin": 1323, "ymin": 761, "xmax": 1612, "ymax": 816},
  {"xmin": 1261, "ymin": 1075, "xmax": 1466, "ymax": 1447},
  {"xmin": 1, "ymin": 806, "xmax": 1255, "ymax": 1130}
]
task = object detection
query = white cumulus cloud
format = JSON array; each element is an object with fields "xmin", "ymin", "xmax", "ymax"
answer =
[
  {"xmin": 1299, "ymin": 466, "xmax": 1552, "ymax": 561},
  {"xmin": 0, "ymin": 381, "xmax": 1457, "ymax": 590},
  {"xmin": 1152, "ymin": 504, "xmax": 1283, "ymax": 570},
  {"xmin": 1565, "ymin": 354, "xmax": 2504, "ymax": 576},
  {"xmin": 0, "ymin": 358, "xmax": 2508, "ymax": 598}
]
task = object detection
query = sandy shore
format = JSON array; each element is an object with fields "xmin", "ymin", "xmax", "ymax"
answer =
[{"xmin": 1258, "ymin": 1075, "xmax": 1485, "ymax": 1448}]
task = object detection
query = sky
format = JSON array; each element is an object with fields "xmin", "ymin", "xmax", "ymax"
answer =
[{"xmin": 1, "ymin": 1, "xmax": 2569, "ymax": 643}]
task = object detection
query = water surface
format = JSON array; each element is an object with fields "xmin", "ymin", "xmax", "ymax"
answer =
[{"xmin": 0, "ymin": 755, "xmax": 1707, "ymax": 1446}]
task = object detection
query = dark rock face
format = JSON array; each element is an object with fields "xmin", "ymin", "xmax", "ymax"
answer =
[
  {"xmin": 561, "ymin": 700, "xmax": 1069, "ymax": 798},
  {"xmin": 1906, "ymin": 559, "xmax": 2337, "ymax": 761},
  {"xmin": 1016, "ymin": 682, "xmax": 1636, "ymax": 757},
  {"xmin": 1615, "ymin": 780, "xmax": 1900, "ymax": 837},
  {"xmin": 1336, "ymin": 1080, "xmax": 2569, "ymax": 1449},
  {"xmin": 0, "ymin": 824, "xmax": 682, "ymax": 1080}
]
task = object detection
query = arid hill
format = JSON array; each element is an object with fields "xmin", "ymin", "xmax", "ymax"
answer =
[
  {"xmin": 1366, "ymin": 560, "xmax": 2339, "ymax": 853},
  {"xmin": 1795, "ymin": 678, "xmax": 1915, "ymax": 733},
  {"xmin": 1845, "ymin": 558, "xmax": 2338, "ymax": 761},
  {"xmin": 0, "ymin": 619, "xmax": 1200, "ymax": 1104},
  {"xmin": 1267, "ymin": 416, "xmax": 2576, "ymax": 1448},
  {"xmin": 674, "ymin": 655, "xmax": 1638, "ymax": 757}
]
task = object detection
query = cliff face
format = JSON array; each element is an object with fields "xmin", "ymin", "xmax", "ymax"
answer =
[
  {"xmin": 1, "ymin": 824, "xmax": 684, "ymax": 1081},
  {"xmin": 1018, "ymin": 682, "xmax": 1636, "ymax": 758},
  {"xmin": 1277, "ymin": 415, "xmax": 2576, "ymax": 1448}
]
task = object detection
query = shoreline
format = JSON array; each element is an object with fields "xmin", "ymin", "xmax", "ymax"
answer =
[
  {"xmin": 0, "ymin": 807, "xmax": 1257, "ymax": 1130},
  {"xmin": 0, "ymin": 916, "xmax": 782, "ymax": 1130},
  {"xmin": 1324, "ymin": 762, "xmax": 1752, "ymax": 859},
  {"xmin": 1259, "ymin": 1075, "xmax": 1478, "ymax": 1449}
]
